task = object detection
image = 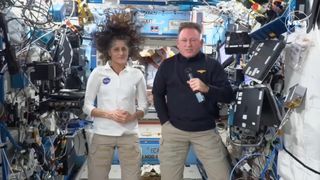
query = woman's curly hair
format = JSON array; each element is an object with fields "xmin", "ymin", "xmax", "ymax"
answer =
[{"xmin": 95, "ymin": 11, "xmax": 143, "ymax": 61}]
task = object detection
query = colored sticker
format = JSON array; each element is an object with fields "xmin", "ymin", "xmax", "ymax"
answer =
[{"xmin": 103, "ymin": 77, "xmax": 111, "ymax": 85}]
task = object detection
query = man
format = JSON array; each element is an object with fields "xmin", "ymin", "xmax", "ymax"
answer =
[{"xmin": 152, "ymin": 22, "xmax": 233, "ymax": 180}]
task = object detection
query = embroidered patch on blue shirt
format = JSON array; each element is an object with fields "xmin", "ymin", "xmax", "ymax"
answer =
[{"xmin": 103, "ymin": 77, "xmax": 111, "ymax": 85}]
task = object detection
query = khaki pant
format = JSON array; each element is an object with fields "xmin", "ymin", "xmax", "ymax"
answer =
[
  {"xmin": 159, "ymin": 122, "xmax": 230, "ymax": 180},
  {"xmin": 88, "ymin": 134, "xmax": 141, "ymax": 180}
]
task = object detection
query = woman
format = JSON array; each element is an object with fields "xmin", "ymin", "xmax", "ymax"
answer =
[{"xmin": 83, "ymin": 12, "xmax": 147, "ymax": 180}]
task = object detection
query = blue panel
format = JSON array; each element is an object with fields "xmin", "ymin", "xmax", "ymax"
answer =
[
  {"xmin": 228, "ymin": 108, "xmax": 235, "ymax": 126},
  {"xmin": 137, "ymin": 10, "xmax": 191, "ymax": 38},
  {"xmin": 32, "ymin": 30, "xmax": 55, "ymax": 46},
  {"xmin": 112, "ymin": 138, "xmax": 198, "ymax": 165},
  {"xmin": 90, "ymin": 47, "xmax": 97, "ymax": 70},
  {"xmin": 10, "ymin": 72, "xmax": 28, "ymax": 89},
  {"xmin": 178, "ymin": 5, "xmax": 193, "ymax": 11},
  {"xmin": 51, "ymin": 3, "xmax": 66, "ymax": 22},
  {"xmin": 140, "ymin": 138, "xmax": 161, "ymax": 164}
]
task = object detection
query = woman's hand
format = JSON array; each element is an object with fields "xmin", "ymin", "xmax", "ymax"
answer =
[{"xmin": 112, "ymin": 110, "xmax": 136, "ymax": 123}]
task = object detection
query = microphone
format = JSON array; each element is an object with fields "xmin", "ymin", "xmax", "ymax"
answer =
[{"xmin": 185, "ymin": 68, "xmax": 205, "ymax": 103}]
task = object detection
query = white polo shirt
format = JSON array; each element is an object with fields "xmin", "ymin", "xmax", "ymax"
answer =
[{"xmin": 83, "ymin": 62, "xmax": 148, "ymax": 136}]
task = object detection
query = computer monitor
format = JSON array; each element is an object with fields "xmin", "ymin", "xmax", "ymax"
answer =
[{"xmin": 218, "ymin": 43, "xmax": 234, "ymax": 68}]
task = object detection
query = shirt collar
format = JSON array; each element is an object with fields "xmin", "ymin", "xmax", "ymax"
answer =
[{"xmin": 104, "ymin": 61, "xmax": 130, "ymax": 72}]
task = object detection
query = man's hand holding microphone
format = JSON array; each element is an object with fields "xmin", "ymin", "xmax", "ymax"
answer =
[{"xmin": 185, "ymin": 68, "xmax": 208, "ymax": 103}]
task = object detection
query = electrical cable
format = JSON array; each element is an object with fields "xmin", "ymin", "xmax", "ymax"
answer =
[
  {"xmin": 200, "ymin": 0, "xmax": 221, "ymax": 15},
  {"xmin": 17, "ymin": 154, "xmax": 28, "ymax": 180},
  {"xmin": 0, "ymin": 122, "xmax": 20, "ymax": 180},
  {"xmin": 16, "ymin": 29, "xmax": 56, "ymax": 58},
  {"xmin": 229, "ymin": 152, "xmax": 278, "ymax": 180},
  {"xmin": 68, "ymin": 0, "xmax": 76, "ymax": 19},
  {"xmin": 1, "ymin": 138, "xmax": 12, "ymax": 180},
  {"xmin": 53, "ymin": 134, "xmax": 67, "ymax": 161},
  {"xmin": 271, "ymin": 109, "xmax": 294, "ymax": 140},
  {"xmin": 20, "ymin": 0, "xmax": 54, "ymax": 27},
  {"xmin": 260, "ymin": 145, "xmax": 279, "ymax": 179},
  {"xmin": 229, "ymin": 153, "xmax": 263, "ymax": 180},
  {"xmin": 12, "ymin": 0, "xmax": 58, "ymax": 30},
  {"xmin": 283, "ymin": 145, "xmax": 320, "ymax": 175},
  {"xmin": 0, "ymin": 0, "xmax": 14, "ymax": 10},
  {"xmin": 285, "ymin": 10, "xmax": 311, "ymax": 34},
  {"xmin": 0, "ymin": 122, "xmax": 21, "ymax": 150}
]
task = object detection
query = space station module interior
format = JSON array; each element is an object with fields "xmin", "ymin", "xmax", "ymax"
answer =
[{"xmin": 0, "ymin": 0, "xmax": 320, "ymax": 179}]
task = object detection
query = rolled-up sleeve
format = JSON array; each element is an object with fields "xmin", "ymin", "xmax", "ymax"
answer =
[
  {"xmin": 136, "ymin": 71, "xmax": 148, "ymax": 114},
  {"xmin": 83, "ymin": 69, "xmax": 100, "ymax": 116}
]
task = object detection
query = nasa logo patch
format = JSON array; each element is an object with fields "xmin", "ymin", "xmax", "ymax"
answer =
[{"xmin": 103, "ymin": 77, "xmax": 111, "ymax": 85}]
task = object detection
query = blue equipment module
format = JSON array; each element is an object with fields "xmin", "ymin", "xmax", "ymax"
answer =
[
  {"xmin": 10, "ymin": 72, "xmax": 28, "ymax": 89},
  {"xmin": 31, "ymin": 30, "xmax": 55, "ymax": 47},
  {"xmin": 51, "ymin": 3, "xmax": 66, "ymax": 22}
]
